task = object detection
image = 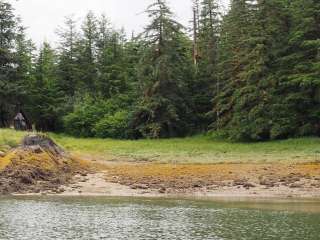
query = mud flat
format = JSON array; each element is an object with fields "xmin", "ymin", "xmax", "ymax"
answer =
[{"xmin": 47, "ymin": 162, "xmax": 320, "ymax": 199}]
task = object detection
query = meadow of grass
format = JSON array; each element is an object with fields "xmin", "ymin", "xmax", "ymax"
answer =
[{"xmin": 1, "ymin": 128, "xmax": 320, "ymax": 164}]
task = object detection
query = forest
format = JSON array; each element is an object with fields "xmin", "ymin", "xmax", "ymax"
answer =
[{"xmin": 0, "ymin": 0, "xmax": 319, "ymax": 141}]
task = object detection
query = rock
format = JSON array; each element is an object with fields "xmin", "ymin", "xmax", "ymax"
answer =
[
  {"xmin": 289, "ymin": 183, "xmax": 302, "ymax": 188},
  {"xmin": 259, "ymin": 177, "xmax": 277, "ymax": 187},
  {"xmin": 141, "ymin": 191, "xmax": 150, "ymax": 195},
  {"xmin": 243, "ymin": 183, "xmax": 256, "ymax": 189},
  {"xmin": 131, "ymin": 184, "xmax": 149, "ymax": 190},
  {"xmin": 159, "ymin": 187, "xmax": 166, "ymax": 194},
  {"xmin": 233, "ymin": 180, "xmax": 246, "ymax": 186},
  {"xmin": 0, "ymin": 151, "xmax": 5, "ymax": 157},
  {"xmin": 22, "ymin": 134, "xmax": 65, "ymax": 156},
  {"xmin": 207, "ymin": 185, "xmax": 219, "ymax": 190},
  {"xmin": 192, "ymin": 183, "xmax": 202, "ymax": 188}
]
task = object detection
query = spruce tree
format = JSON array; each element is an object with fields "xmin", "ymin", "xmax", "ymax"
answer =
[
  {"xmin": 213, "ymin": 0, "xmax": 290, "ymax": 140},
  {"xmin": 96, "ymin": 15, "xmax": 128, "ymax": 98},
  {"xmin": 132, "ymin": 0, "xmax": 193, "ymax": 138},
  {"xmin": 273, "ymin": 0, "xmax": 320, "ymax": 138},
  {"xmin": 78, "ymin": 11, "xmax": 98, "ymax": 94},
  {"xmin": 214, "ymin": 0, "xmax": 253, "ymax": 138},
  {"xmin": 0, "ymin": 0, "xmax": 17, "ymax": 127},
  {"xmin": 30, "ymin": 42, "xmax": 64, "ymax": 131},
  {"xmin": 56, "ymin": 16, "xmax": 80, "ymax": 96},
  {"xmin": 190, "ymin": 0, "xmax": 221, "ymax": 131}
]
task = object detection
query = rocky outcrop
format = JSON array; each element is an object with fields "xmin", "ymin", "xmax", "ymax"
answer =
[{"xmin": 0, "ymin": 134, "xmax": 90, "ymax": 195}]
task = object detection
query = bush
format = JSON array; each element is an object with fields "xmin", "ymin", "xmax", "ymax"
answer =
[
  {"xmin": 63, "ymin": 95, "xmax": 134, "ymax": 138},
  {"xmin": 94, "ymin": 111, "xmax": 130, "ymax": 139},
  {"xmin": 63, "ymin": 102, "xmax": 102, "ymax": 137}
]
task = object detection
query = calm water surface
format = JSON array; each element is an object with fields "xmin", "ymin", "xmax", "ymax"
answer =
[{"xmin": 0, "ymin": 197, "xmax": 320, "ymax": 240}]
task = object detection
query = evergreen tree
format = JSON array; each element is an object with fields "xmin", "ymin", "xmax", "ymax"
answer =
[
  {"xmin": 190, "ymin": 0, "xmax": 221, "ymax": 131},
  {"xmin": 14, "ymin": 22, "xmax": 36, "ymax": 113},
  {"xmin": 78, "ymin": 11, "xmax": 98, "ymax": 94},
  {"xmin": 0, "ymin": 0, "xmax": 17, "ymax": 127},
  {"xmin": 272, "ymin": 0, "xmax": 320, "ymax": 138},
  {"xmin": 96, "ymin": 15, "xmax": 128, "ymax": 98},
  {"xmin": 56, "ymin": 16, "xmax": 80, "ymax": 96},
  {"xmin": 30, "ymin": 42, "xmax": 64, "ymax": 131},
  {"xmin": 214, "ymin": 0, "xmax": 252, "ymax": 136},
  {"xmin": 131, "ymin": 0, "xmax": 193, "ymax": 138},
  {"xmin": 214, "ymin": 0, "xmax": 290, "ymax": 140}
]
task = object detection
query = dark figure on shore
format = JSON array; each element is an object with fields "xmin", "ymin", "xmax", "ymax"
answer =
[{"xmin": 13, "ymin": 112, "xmax": 32, "ymax": 131}]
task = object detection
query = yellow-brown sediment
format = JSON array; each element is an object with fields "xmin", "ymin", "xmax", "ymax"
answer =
[{"xmin": 104, "ymin": 163, "xmax": 320, "ymax": 190}]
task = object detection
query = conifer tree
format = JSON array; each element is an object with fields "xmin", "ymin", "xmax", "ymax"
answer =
[
  {"xmin": 0, "ymin": 0, "xmax": 17, "ymax": 127},
  {"xmin": 96, "ymin": 15, "xmax": 128, "ymax": 98},
  {"xmin": 132, "ymin": 0, "xmax": 193, "ymax": 138},
  {"xmin": 273, "ymin": 0, "xmax": 320, "ymax": 138},
  {"xmin": 30, "ymin": 42, "xmax": 64, "ymax": 131},
  {"xmin": 215, "ymin": 0, "xmax": 290, "ymax": 140},
  {"xmin": 190, "ymin": 0, "xmax": 221, "ymax": 131},
  {"xmin": 78, "ymin": 11, "xmax": 98, "ymax": 94},
  {"xmin": 56, "ymin": 16, "xmax": 80, "ymax": 96}
]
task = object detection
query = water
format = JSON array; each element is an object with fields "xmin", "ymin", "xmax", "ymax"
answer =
[{"xmin": 0, "ymin": 197, "xmax": 320, "ymax": 240}]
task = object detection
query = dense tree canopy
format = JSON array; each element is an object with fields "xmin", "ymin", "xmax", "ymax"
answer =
[{"xmin": 0, "ymin": 0, "xmax": 319, "ymax": 141}]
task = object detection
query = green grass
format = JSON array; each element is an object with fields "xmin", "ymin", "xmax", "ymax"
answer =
[{"xmin": 1, "ymin": 128, "xmax": 320, "ymax": 164}]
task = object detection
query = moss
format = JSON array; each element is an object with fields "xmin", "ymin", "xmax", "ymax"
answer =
[{"xmin": 0, "ymin": 152, "xmax": 14, "ymax": 171}]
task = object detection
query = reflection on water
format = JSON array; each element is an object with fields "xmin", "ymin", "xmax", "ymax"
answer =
[{"xmin": 0, "ymin": 197, "xmax": 320, "ymax": 240}]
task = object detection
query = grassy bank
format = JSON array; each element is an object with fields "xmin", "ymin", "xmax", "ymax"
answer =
[{"xmin": 1, "ymin": 128, "xmax": 320, "ymax": 164}]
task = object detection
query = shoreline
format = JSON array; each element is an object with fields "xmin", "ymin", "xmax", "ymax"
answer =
[{"xmin": 14, "ymin": 165, "xmax": 320, "ymax": 200}]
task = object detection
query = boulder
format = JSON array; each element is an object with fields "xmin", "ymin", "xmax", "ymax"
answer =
[{"xmin": 0, "ymin": 134, "xmax": 89, "ymax": 195}]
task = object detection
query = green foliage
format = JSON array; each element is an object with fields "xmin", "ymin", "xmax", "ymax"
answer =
[
  {"xmin": 131, "ymin": 0, "xmax": 194, "ymax": 138},
  {"xmin": 63, "ymin": 95, "xmax": 133, "ymax": 138},
  {"xmin": 28, "ymin": 42, "xmax": 65, "ymax": 131},
  {"xmin": 94, "ymin": 110, "xmax": 130, "ymax": 139},
  {"xmin": 63, "ymin": 98, "xmax": 103, "ymax": 137},
  {"xmin": 212, "ymin": 0, "xmax": 320, "ymax": 141},
  {"xmin": 1, "ymin": 0, "xmax": 320, "ymax": 142},
  {"xmin": 0, "ymin": 1, "xmax": 19, "ymax": 127}
]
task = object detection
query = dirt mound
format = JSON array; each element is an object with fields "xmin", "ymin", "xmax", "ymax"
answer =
[{"xmin": 0, "ymin": 134, "xmax": 90, "ymax": 195}]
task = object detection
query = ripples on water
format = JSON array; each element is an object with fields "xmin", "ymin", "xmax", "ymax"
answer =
[{"xmin": 0, "ymin": 197, "xmax": 319, "ymax": 240}]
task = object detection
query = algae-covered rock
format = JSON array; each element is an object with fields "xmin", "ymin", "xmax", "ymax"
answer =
[{"xmin": 0, "ymin": 134, "xmax": 90, "ymax": 195}]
